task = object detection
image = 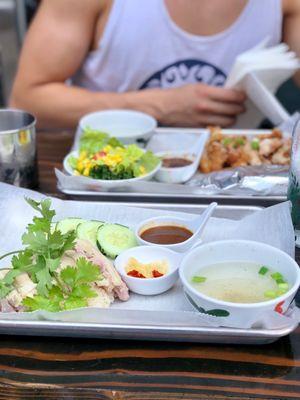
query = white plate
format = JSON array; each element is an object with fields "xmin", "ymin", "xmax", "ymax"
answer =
[{"xmin": 63, "ymin": 150, "xmax": 161, "ymax": 187}]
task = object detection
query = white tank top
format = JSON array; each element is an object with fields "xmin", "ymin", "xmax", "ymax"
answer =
[{"xmin": 72, "ymin": 0, "xmax": 282, "ymax": 91}]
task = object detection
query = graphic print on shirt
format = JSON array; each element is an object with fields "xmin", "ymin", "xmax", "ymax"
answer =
[{"xmin": 140, "ymin": 59, "xmax": 227, "ymax": 89}]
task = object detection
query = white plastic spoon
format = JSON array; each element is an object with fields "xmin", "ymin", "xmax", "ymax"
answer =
[
  {"xmin": 155, "ymin": 136, "xmax": 207, "ymax": 184},
  {"xmin": 135, "ymin": 202, "xmax": 218, "ymax": 253}
]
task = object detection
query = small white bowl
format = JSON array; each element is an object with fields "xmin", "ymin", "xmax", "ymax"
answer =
[
  {"xmin": 154, "ymin": 134, "xmax": 207, "ymax": 184},
  {"xmin": 114, "ymin": 246, "xmax": 180, "ymax": 295},
  {"xmin": 135, "ymin": 216, "xmax": 200, "ymax": 253},
  {"xmin": 79, "ymin": 110, "xmax": 157, "ymax": 144},
  {"xmin": 179, "ymin": 240, "xmax": 300, "ymax": 328},
  {"xmin": 63, "ymin": 150, "xmax": 161, "ymax": 186},
  {"xmin": 155, "ymin": 151, "xmax": 196, "ymax": 184}
]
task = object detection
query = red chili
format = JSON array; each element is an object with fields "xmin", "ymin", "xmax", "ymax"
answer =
[
  {"xmin": 275, "ymin": 300, "xmax": 284, "ymax": 314},
  {"xmin": 92, "ymin": 151, "xmax": 106, "ymax": 160},
  {"xmin": 127, "ymin": 270, "xmax": 146, "ymax": 278},
  {"xmin": 152, "ymin": 270, "xmax": 164, "ymax": 278}
]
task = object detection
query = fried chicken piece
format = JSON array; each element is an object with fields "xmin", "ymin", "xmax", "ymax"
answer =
[
  {"xmin": 200, "ymin": 141, "xmax": 228, "ymax": 172},
  {"xmin": 259, "ymin": 138, "xmax": 282, "ymax": 157},
  {"xmin": 271, "ymin": 139, "xmax": 291, "ymax": 165},
  {"xmin": 226, "ymin": 147, "xmax": 248, "ymax": 167},
  {"xmin": 257, "ymin": 129, "xmax": 283, "ymax": 140},
  {"xmin": 208, "ymin": 126, "xmax": 223, "ymax": 142},
  {"xmin": 199, "ymin": 154, "xmax": 212, "ymax": 173},
  {"xmin": 241, "ymin": 143, "xmax": 262, "ymax": 166},
  {"xmin": 199, "ymin": 127, "xmax": 289, "ymax": 173}
]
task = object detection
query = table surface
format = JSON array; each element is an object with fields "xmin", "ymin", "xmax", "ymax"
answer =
[{"xmin": 0, "ymin": 130, "xmax": 299, "ymax": 400}]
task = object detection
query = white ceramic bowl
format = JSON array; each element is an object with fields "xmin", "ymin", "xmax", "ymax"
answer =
[
  {"xmin": 63, "ymin": 150, "xmax": 161, "ymax": 186},
  {"xmin": 114, "ymin": 246, "xmax": 180, "ymax": 295},
  {"xmin": 155, "ymin": 151, "xmax": 196, "ymax": 184},
  {"xmin": 79, "ymin": 110, "xmax": 157, "ymax": 144},
  {"xmin": 135, "ymin": 216, "xmax": 201, "ymax": 252},
  {"xmin": 179, "ymin": 240, "xmax": 300, "ymax": 328}
]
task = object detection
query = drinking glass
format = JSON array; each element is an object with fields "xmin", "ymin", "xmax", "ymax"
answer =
[
  {"xmin": 0, "ymin": 109, "xmax": 38, "ymax": 188},
  {"xmin": 287, "ymin": 117, "xmax": 300, "ymax": 246}
]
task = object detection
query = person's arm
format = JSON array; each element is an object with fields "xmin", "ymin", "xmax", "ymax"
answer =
[
  {"xmin": 10, "ymin": 0, "xmax": 130, "ymax": 128},
  {"xmin": 10, "ymin": 0, "xmax": 245, "ymax": 129},
  {"xmin": 283, "ymin": 0, "xmax": 300, "ymax": 86}
]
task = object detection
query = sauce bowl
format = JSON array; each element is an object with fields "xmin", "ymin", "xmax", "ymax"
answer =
[
  {"xmin": 154, "ymin": 134, "xmax": 207, "ymax": 184},
  {"xmin": 114, "ymin": 246, "xmax": 180, "ymax": 295},
  {"xmin": 155, "ymin": 151, "xmax": 196, "ymax": 183},
  {"xmin": 179, "ymin": 240, "xmax": 300, "ymax": 328},
  {"xmin": 135, "ymin": 202, "xmax": 217, "ymax": 252}
]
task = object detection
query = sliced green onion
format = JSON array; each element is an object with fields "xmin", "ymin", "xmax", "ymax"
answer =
[
  {"xmin": 259, "ymin": 266, "xmax": 269, "ymax": 275},
  {"xmin": 275, "ymin": 278, "xmax": 285, "ymax": 285},
  {"xmin": 271, "ymin": 272, "xmax": 283, "ymax": 281},
  {"xmin": 264, "ymin": 290, "xmax": 277, "ymax": 299},
  {"xmin": 278, "ymin": 288, "xmax": 287, "ymax": 295},
  {"xmin": 233, "ymin": 138, "xmax": 246, "ymax": 148},
  {"xmin": 251, "ymin": 139, "xmax": 260, "ymax": 151},
  {"xmin": 192, "ymin": 276, "xmax": 206, "ymax": 283},
  {"xmin": 277, "ymin": 282, "xmax": 289, "ymax": 291},
  {"xmin": 222, "ymin": 138, "xmax": 233, "ymax": 146}
]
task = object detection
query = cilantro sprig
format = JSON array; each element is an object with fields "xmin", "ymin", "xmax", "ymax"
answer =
[
  {"xmin": 0, "ymin": 199, "xmax": 73, "ymax": 297},
  {"xmin": 9, "ymin": 198, "xmax": 77, "ymax": 296},
  {"xmin": 23, "ymin": 257, "xmax": 101, "ymax": 312},
  {"xmin": 0, "ymin": 198, "xmax": 103, "ymax": 311}
]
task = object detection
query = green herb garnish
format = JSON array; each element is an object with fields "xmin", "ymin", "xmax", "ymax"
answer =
[
  {"xmin": 22, "ymin": 257, "xmax": 101, "ymax": 312},
  {"xmin": 233, "ymin": 137, "xmax": 245, "ymax": 148},
  {"xmin": 192, "ymin": 276, "xmax": 206, "ymax": 283},
  {"xmin": 271, "ymin": 272, "xmax": 283, "ymax": 282},
  {"xmin": 277, "ymin": 282, "xmax": 289, "ymax": 292},
  {"xmin": 264, "ymin": 290, "xmax": 277, "ymax": 299},
  {"xmin": 259, "ymin": 266, "xmax": 269, "ymax": 275},
  {"xmin": 0, "ymin": 198, "xmax": 104, "ymax": 312},
  {"xmin": 222, "ymin": 138, "xmax": 233, "ymax": 146},
  {"xmin": 251, "ymin": 139, "xmax": 260, "ymax": 151},
  {"xmin": 0, "ymin": 198, "xmax": 77, "ymax": 298}
]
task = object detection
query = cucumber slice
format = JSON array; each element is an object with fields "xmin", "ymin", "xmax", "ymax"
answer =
[
  {"xmin": 56, "ymin": 218, "xmax": 84, "ymax": 234},
  {"xmin": 76, "ymin": 220, "xmax": 104, "ymax": 247},
  {"xmin": 96, "ymin": 223, "xmax": 137, "ymax": 259}
]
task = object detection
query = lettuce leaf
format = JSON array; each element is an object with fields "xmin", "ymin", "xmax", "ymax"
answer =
[
  {"xmin": 132, "ymin": 151, "xmax": 160, "ymax": 177},
  {"xmin": 79, "ymin": 127, "xmax": 123, "ymax": 154},
  {"xmin": 68, "ymin": 155, "xmax": 78, "ymax": 169}
]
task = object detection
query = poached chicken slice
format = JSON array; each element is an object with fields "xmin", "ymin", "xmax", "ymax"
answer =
[{"xmin": 72, "ymin": 239, "xmax": 129, "ymax": 301}]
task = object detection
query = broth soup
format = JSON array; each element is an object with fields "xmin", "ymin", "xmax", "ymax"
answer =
[{"xmin": 191, "ymin": 261, "xmax": 289, "ymax": 304}]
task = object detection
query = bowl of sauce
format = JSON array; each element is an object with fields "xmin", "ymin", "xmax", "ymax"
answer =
[
  {"xmin": 135, "ymin": 216, "xmax": 204, "ymax": 252},
  {"xmin": 162, "ymin": 157, "xmax": 193, "ymax": 168},
  {"xmin": 140, "ymin": 225, "xmax": 193, "ymax": 245},
  {"xmin": 114, "ymin": 245, "xmax": 180, "ymax": 295},
  {"xmin": 155, "ymin": 151, "xmax": 198, "ymax": 184}
]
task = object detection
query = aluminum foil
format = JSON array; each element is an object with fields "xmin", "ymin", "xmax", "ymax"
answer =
[{"xmin": 187, "ymin": 165, "xmax": 289, "ymax": 196}]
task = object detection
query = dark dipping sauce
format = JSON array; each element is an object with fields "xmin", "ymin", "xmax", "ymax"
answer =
[
  {"xmin": 140, "ymin": 225, "xmax": 193, "ymax": 244},
  {"xmin": 162, "ymin": 157, "xmax": 193, "ymax": 168}
]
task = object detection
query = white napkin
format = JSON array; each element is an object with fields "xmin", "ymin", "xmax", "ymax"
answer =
[{"xmin": 225, "ymin": 40, "xmax": 300, "ymax": 128}]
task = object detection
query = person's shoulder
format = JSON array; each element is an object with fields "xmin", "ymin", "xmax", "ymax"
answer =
[
  {"xmin": 282, "ymin": 0, "xmax": 300, "ymax": 15},
  {"xmin": 40, "ymin": 0, "xmax": 109, "ymax": 16}
]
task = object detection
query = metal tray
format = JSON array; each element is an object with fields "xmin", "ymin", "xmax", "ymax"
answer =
[
  {"xmin": 0, "ymin": 203, "xmax": 296, "ymax": 344},
  {"xmin": 58, "ymin": 186, "xmax": 286, "ymax": 206},
  {"xmin": 59, "ymin": 127, "xmax": 287, "ymax": 205},
  {"xmin": 0, "ymin": 319, "xmax": 296, "ymax": 344}
]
